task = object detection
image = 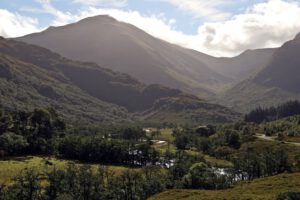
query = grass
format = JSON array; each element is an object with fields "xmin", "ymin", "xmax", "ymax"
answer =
[
  {"xmin": 0, "ymin": 156, "xmax": 133, "ymax": 185},
  {"xmin": 153, "ymin": 142, "xmax": 177, "ymax": 154},
  {"xmin": 150, "ymin": 173, "xmax": 300, "ymax": 200},
  {"xmin": 150, "ymin": 128, "xmax": 233, "ymax": 168},
  {"xmin": 282, "ymin": 136, "xmax": 300, "ymax": 143},
  {"xmin": 243, "ymin": 139, "xmax": 300, "ymax": 158},
  {"xmin": 202, "ymin": 155, "xmax": 233, "ymax": 168},
  {"xmin": 146, "ymin": 128, "xmax": 174, "ymax": 142},
  {"xmin": 158, "ymin": 129, "xmax": 175, "ymax": 142}
]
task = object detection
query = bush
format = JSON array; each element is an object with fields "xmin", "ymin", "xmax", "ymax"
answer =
[
  {"xmin": 0, "ymin": 132, "xmax": 29, "ymax": 155},
  {"xmin": 277, "ymin": 192, "xmax": 300, "ymax": 200}
]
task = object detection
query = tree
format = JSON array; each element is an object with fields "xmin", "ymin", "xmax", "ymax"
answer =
[
  {"xmin": 4, "ymin": 170, "xmax": 42, "ymax": 200},
  {"xmin": 225, "ymin": 130, "xmax": 241, "ymax": 149},
  {"xmin": 174, "ymin": 134, "xmax": 190, "ymax": 150},
  {"xmin": 0, "ymin": 132, "xmax": 28, "ymax": 155},
  {"xmin": 0, "ymin": 113, "xmax": 12, "ymax": 134},
  {"xmin": 195, "ymin": 125, "xmax": 215, "ymax": 137},
  {"xmin": 277, "ymin": 192, "xmax": 300, "ymax": 200},
  {"xmin": 182, "ymin": 162, "xmax": 226, "ymax": 189}
]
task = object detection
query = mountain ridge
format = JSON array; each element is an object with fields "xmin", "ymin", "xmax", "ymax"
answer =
[
  {"xmin": 17, "ymin": 15, "xmax": 279, "ymax": 99},
  {"xmin": 217, "ymin": 32, "xmax": 300, "ymax": 112},
  {"xmin": 16, "ymin": 15, "xmax": 235, "ymax": 98},
  {"xmin": 0, "ymin": 37, "xmax": 240, "ymax": 124}
]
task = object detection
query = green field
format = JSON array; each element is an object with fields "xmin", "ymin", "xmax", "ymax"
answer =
[
  {"xmin": 150, "ymin": 129, "xmax": 233, "ymax": 168},
  {"xmin": 150, "ymin": 173, "xmax": 300, "ymax": 200},
  {"xmin": 0, "ymin": 156, "xmax": 132, "ymax": 185}
]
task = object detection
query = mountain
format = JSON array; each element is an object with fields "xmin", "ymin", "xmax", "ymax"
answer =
[
  {"xmin": 199, "ymin": 48, "xmax": 276, "ymax": 81},
  {"xmin": 16, "ymin": 15, "xmax": 234, "ymax": 98},
  {"xmin": 141, "ymin": 96, "xmax": 239, "ymax": 125},
  {"xmin": 17, "ymin": 15, "xmax": 277, "ymax": 99},
  {"xmin": 217, "ymin": 33, "xmax": 300, "ymax": 112},
  {"xmin": 0, "ymin": 37, "xmax": 240, "ymax": 124}
]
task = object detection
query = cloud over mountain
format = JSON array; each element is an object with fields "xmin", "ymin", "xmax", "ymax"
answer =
[{"xmin": 1, "ymin": 0, "xmax": 300, "ymax": 56}]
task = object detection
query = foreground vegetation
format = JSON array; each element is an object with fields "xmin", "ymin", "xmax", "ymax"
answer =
[
  {"xmin": 0, "ymin": 156, "xmax": 132, "ymax": 185},
  {"xmin": 1, "ymin": 101, "xmax": 300, "ymax": 199},
  {"xmin": 150, "ymin": 173, "xmax": 300, "ymax": 200}
]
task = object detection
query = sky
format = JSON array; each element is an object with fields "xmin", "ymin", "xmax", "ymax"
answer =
[{"xmin": 1, "ymin": 0, "xmax": 300, "ymax": 57}]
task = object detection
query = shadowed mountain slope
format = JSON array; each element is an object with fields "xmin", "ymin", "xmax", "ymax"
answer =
[
  {"xmin": 17, "ymin": 15, "xmax": 234, "ymax": 98},
  {"xmin": 217, "ymin": 33, "xmax": 300, "ymax": 112},
  {"xmin": 0, "ymin": 37, "xmax": 240, "ymax": 124},
  {"xmin": 17, "ymin": 15, "xmax": 278, "ymax": 99}
]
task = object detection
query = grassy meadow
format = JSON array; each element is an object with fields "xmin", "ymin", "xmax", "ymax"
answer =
[
  {"xmin": 0, "ymin": 156, "xmax": 132, "ymax": 185},
  {"xmin": 150, "ymin": 173, "xmax": 300, "ymax": 200}
]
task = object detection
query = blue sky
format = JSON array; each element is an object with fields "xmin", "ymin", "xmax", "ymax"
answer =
[
  {"xmin": 0, "ymin": 0, "xmax": 264, "ymax": 34},
  {"xmin": 1, "ymin": 0, "xmax": 300, "ymax": 56}
]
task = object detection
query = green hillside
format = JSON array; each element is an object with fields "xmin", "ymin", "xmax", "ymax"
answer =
[
  {"xmin": 0, "ymin": 37, "xmax": 240, "ymax": 124},
  {"xmin": 217, "ymin": 34, "xmax": 300, "ymax": 113},
  {"xmin": 150, "ymin": 173, "xmax": 300, "ymax": 200}
]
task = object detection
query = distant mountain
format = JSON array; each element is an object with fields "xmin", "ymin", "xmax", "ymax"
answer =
[
  {"xmin": 217, "ymin": 33, "xmax": 300, "ymax": 112},
  {"xmin": 141, "ymin": 96, "xmax": 239, "ymax": 125},
  {"xmin": 200, "ymin": 48, "xmax": 276, "ymax": 81},
  {"xmin": 16, "ymin": 15, "xmax": 234, "ymax": 98},
  {"xmin": 17, "ymin": 15, "xmax": 277, "ymax": 99},
  {"xmin": 0, "ymin": 37, "xmax": 240, "ymax": 124}
]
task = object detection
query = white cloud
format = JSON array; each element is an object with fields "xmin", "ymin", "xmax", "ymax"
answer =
[
  {"xmin": 0, "ymin": 9, "xmax": 41, "ymax": 38},
  {"xmin": 195, "ymin": 0, "xmax": 300, "ymax": 56},
  {"xmin": 73, "ymin": 0, "xmax": 127, "ymax": 7},
  {"xmin": 35, "ymin": 0, "xmax": 73, "ymax": 25},
  {"xmin": 75, "ymin": 7, "xmax": 188, "ymax": 44},
  {"xmin": 154, "ymin": 0, "xmax": 233, "ymax": 21},
  {"xmin": 1, "ymin": 0, "xmax": 300, "ymax": 57},
  {"xmin": 73, "ymin": 0, "xmax": 300, "ymax": 57}
]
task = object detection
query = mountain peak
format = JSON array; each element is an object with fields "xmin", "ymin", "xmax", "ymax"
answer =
[
  {"xmin": 46, "ymin": 26, "xmax": 56, "ymax": 31},
  {"xmin": 78, "ymin": 14, "xmax": 118, "ymax": 24},
  {"xmin": 17, "ymin": 15, "xmax": 231, "ymax": 99}
]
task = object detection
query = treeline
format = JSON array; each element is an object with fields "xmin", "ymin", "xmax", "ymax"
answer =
[
  {"xmin": 0, "ymin": 108, "xmax": 65, "ymax": 156},
  {"xmin": 0, "ymin": 151, "xmax": 233, "ymax": 200},
  {"xmin": 233, "ymin": 145, "xmax": 293, "ymax": 180},
  {"xmin": 262, "ymin": 115, "xmax": 300, "ymax": 137},
  {"xmin": 59, "ymin": 135, "xmax": 161, "ymax": 166},
  {"xmin": 173, "ymin": 125, "xmax": 242, "ymax": 158},
  {"xmin": 0, "ymin": 165, "xmax": 167, "ymax": 200},
  {"xmin": 173, "ymin": 126, "xmax": 300, "ymax": 182},
  {"xmin": 245, "ymin": 100, "xmax": 300, "ymax": 123},
  {"xmin": 2, "ymin": 106, "xmax": 300, "ymax": 199},
  {"xmin": 0, "ymin": 107, "xmax": 163, "ymax": 167}
]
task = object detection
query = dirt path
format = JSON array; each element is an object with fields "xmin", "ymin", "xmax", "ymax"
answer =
[{"xmin": 255, "ymin": 134, "xmax": 300, "ymax": 147}]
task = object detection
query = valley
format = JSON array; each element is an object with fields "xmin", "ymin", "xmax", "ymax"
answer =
[
  {"xmin": 16, "ymin": 15, "xmax": 300, "ymax": 113},
  {"xmin": 0, "ymin": 3, "xmax": 300, "ymax": 199}
]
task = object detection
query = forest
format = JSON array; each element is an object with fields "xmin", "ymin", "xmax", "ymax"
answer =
[{"xmin": 1, "ymin": 102, "xmax": 300, "ymax": 199}]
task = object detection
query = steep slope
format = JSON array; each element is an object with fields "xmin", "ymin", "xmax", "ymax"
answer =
[
  {"xmin": 141, "ymin": 95, "xmax": 239, "ymax": 125},
  {"xmin": 254, "ymin": 35, "xmax": 300, "ymax": 93},
  {"xmin": 0, "ymin": 51, "xmax": 131, "ymax": 124},
  {"xmin": 217, "ymin": 33, "xmax": 300, "ymax": 112},
  {"xmin": 16, "ymin": 15, "xmax": 232, "ymax": 98},
  {"xmin": 199, "ymin": 48, "xmax": 275, "ymax": 81},
  {"xmin": 0, "ymin": 37, "xmax": 240, "ymax": 124}
]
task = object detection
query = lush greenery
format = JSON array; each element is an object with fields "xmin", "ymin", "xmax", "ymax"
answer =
[
  {"xmin": 0, "ymin": 164, "xmax": 166, "ymax": 200},
  {"xmin": 172, "ymin": 124, "xmax": 299, "ymax": 182},
  {"xmin": 0, "ymin": 107, "xmax": 166, "ymax": 167},
  {"xmin": 1, "ymin": 105, "xmax": 300, "ymax": 199},
  {"xmin": 260, "ymin": 115, "xmax": 300, "ymax": 141},
  {"xmin": 0, "ymin": 108, "xmax": 65, "ymax": 155},
  {"xmin": 0, "ymin": 156, "xmax": 132, "ymax": 185},
  {"xmin": 0, "ymin": 37, "xmax": 240, "ymax": 126},
  {"xmin": 150, "ymin": 173, "xmax": 300, "ymax": 200},
  {"xmin": 245, "ymin": 100, "xmax": 300, "ymax": 123}
]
